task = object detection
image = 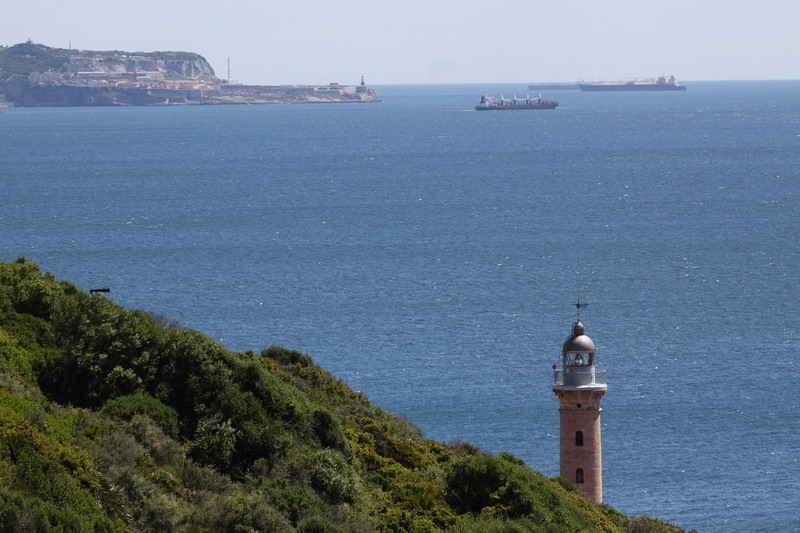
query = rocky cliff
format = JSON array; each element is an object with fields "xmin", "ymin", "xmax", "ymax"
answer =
[
  {"xmin": 63, "ymin": 54, "xmax": 216, "ymax": 80},
  {"xmin": 0, "ymin": 41, "xmax": 218, "ymax": 81}
]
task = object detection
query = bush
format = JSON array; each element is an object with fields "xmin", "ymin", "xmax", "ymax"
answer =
[
  {"xmin": 445, "ymin": 455, "xmax": 507, "ymax": 514},
  {"xmin": 101, "ymin": 393, "xmax": 179, "ymax": 438},
  {"xmin": 308, "ymin": 449, "xmax": 357, "ymax": 505},
  {"xmin": 191, "ymin": 415, "xmax": 238, "ymax": 469},
  {"xmin": 623, "ymin": 516, "xmax": 693, "ymax": 533},
  {"xmin": 251, "ymin": 477, "xmax": 315, "ymax": 525},
  {"xmin": 0, "ymin": 485, "xmax": 119, "ymax": 532},
  {"xmin": 445, "ymin": 454, "xmax": 538, "ymax": 519},
  {"xmin": 553, "ymin": 476, "xmax": 579, "ymax": 493},
  {"xmin": 312, "ymin": 408, "xmax": 345, "ymax": 450},
  {"xmin": 297, "ymin": 515, "xmax": 342, "ymax": 533},
  {"xmin": 262, "ymin": 346, "xmax": 313, "ymax": 367}
]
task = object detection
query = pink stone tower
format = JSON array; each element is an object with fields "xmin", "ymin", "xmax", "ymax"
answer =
[{"xmin": 552, "ymin": 306, "xmax": 607, "ymax": 504}]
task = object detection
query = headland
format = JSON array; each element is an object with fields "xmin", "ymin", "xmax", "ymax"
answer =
[{"xmin": 0, "ymin": 40, "xmax": 380, "ymax": 107}]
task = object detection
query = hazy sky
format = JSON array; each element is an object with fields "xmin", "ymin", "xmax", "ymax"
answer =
[{"xmin": 3, "ymin": 0, "xmax": 798, "ymax": 85}]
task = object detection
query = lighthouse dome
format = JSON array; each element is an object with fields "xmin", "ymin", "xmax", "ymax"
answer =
[{"xmin": 561, "ymin": 321, "xmax": 596, "ymax": 353}]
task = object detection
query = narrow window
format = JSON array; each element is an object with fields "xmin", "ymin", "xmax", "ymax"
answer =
[
  {"xmin": 575, "ymin": 431, "xmax": 584, "ymax": 446},
  {"xmin": 576, "ymin": 468, "xmax": 584, "ymax": 484}
]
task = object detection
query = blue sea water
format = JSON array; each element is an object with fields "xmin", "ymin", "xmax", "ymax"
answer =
[{"xmin": 2, "ymin": 81, "xmax": 799, "ymax": 532}]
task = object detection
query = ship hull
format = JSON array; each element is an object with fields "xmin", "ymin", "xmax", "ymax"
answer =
[
  {"xmin": 578, "ymin": 84, "xmax": 686, "ymax": 92},
  {"xmin": 475, "ymin": 102, "xmax": 558, "ymax": 111}
]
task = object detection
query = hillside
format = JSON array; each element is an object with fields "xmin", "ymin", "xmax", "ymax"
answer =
[
  {"xmin": 0, "ymin": 41, "xmax": 219, "ymax": 107},
  {"xmin": 0, "ymin": 258, "xmax": 691, "ymax": 532},
  {"xmin": 0, "ymin": 41, "xmax": 217, "ymax": 80}
]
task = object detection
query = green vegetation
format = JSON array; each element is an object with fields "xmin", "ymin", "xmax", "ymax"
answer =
[
  {"xmin": 0, "ymin": 258, "xmax": 693, "ymax": 532},
  {"xmin": 0, "ymin": 44, "xmax": 65, "ymax": 76}
]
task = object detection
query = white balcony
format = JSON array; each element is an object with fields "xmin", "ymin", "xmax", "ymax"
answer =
[{"xmin": 553, "ymin": 366, "xmax": 606, "ymax": 388}]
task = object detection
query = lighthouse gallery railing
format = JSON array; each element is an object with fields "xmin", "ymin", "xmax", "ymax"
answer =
[{"xmin": 553, "ymin": 367, "xmax": 606, "ymax": 387}]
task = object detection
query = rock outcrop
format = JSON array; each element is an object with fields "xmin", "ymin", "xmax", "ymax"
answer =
[
  {"xmin": 63, "ymin": 55, "xmax": 216, "ymax": 80},
  {"xmin": 0, "ymin": 41, "xmax": 217, "ymax": 81}
]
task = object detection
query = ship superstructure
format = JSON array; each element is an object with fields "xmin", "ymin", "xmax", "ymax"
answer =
[{"xmin": 475, "ymin": 94, "xmax": 558, "ymax": 110}]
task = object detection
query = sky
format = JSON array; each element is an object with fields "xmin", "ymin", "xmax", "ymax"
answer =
[{"xmin": 2, "ymin": 0, "xmax": 798, "ymax": 85}]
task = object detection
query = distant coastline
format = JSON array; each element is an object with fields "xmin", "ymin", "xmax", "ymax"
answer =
[{"xmin": 0, "ymin": 41, "xmax": 380, "ymax": 107}]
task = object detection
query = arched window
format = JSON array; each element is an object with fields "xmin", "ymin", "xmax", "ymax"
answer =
[
  {"xmin": 575, "ymin": 431, "xmax": 584, "ymax": 446},
  {"xmin": 576, "ymin": 468, "xmax": 584, "ymax": 484}
]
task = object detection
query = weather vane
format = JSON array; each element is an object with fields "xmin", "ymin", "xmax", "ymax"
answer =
[{"xmin": 573, "ymin": 301, "xmax": 588, "ymax": 319}]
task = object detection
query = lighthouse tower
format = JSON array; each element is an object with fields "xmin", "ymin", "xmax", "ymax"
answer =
[{"xmin": 552, "ymin": 307, "xmax": 607, "ymax": 504}]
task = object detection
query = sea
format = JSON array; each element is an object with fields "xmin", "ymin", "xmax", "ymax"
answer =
[{"xmin": 1, "ymin": 81, "xmax": 798, "ymax": 532}]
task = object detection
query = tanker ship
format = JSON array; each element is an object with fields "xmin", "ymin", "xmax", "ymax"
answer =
[{"xmin": 578, "ymin": 75, "xmax": 686, "ymax": 91}]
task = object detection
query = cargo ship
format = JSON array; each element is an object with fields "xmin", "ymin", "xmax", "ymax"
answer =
[
  {"xmin": 475, "ymin": 94, "xmax": 558, "ymax": 111},
  {"xmin": 578, "ymin": 75, "xmax": 686, "ymax": 91}
]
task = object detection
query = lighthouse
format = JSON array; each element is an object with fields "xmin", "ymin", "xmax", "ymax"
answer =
[{"xmin": 552, "ymin": 305, "xmax": 607, "ymax": 504}]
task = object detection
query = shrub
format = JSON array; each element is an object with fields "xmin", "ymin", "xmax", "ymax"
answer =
[
  {"xmin": 553, "ymin": 476, "xmax": 579, "ymax": 493},
  {"xmin": 191, "ymin": 415, "xmax": 238, "ymax": 469},
  {"xmin": 444, "ymin": 453, "xmax": 540, "ymax": 519},
  {"xmin": 308, "ymin": 449, "xmax": 357, "ymax": 505},
  {"xmin": 251, "ymin": 477, "xmax": 315, "ymax": 525},
  {"xmin": 262, "ymin": 345, "xmax": 313, "ymax": 367},
  {"xmin": 623, "ymin": 516, "xmax": 692, "ymax": 533},
  {"xmin": 445, "ymin": 455, "xmax": 507, "ymax": 514},
  {"xmin": 0, "ymin": 485, "xmax": 120, "ymax": 532},
  {"xmin": 312, "ymin": 408, "xmax": 345, "ymax": 450},
  {"xmin": 297, "ymin": 515, "xmax": 342, "ymax": 533},
  {"xmin": 100, "ymin": 393, "xmax": 179, "ymax": 438}
]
